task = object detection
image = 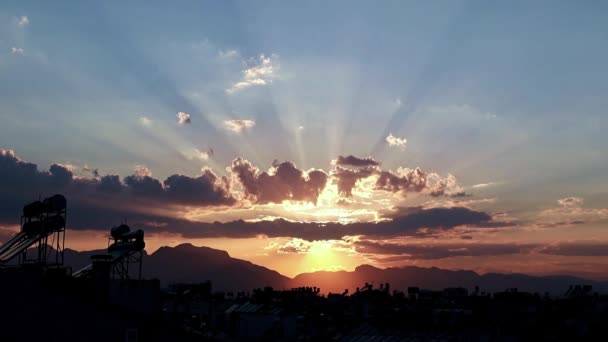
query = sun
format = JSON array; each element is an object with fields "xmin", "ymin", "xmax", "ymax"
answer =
[{"xmin": 301, "ymin": 240, "xmax": 345, "ymax": 273}]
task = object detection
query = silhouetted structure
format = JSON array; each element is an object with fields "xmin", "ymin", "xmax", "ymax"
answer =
[
  {"xmin": 73, "ymin": 223, "xmax": 145, "ymax": 280},
  {"xmin": 0, "ymin": 194, "xmax": 66, "ymax": 266}
]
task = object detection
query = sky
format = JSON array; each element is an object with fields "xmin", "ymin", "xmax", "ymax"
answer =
[{"xmin": 1, "ymin": 1, "xmax": 607, "ymax": 279}]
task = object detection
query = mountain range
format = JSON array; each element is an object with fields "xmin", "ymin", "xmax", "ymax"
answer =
[{"xmin": 63, "ymin": 243, "xmax": 608, "ymax": 295}]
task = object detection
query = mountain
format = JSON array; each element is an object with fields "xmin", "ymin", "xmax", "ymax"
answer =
[
  {"xmin": 291, "ymin": 264, "xmax": 608, "ymax": 295},
  {"xmin": 144, "ymin": 243, "xmax": 290, "ymax": 290},
  {"xmin": 60, "ymin": 244, "xmax": 608, "ymax": 294}
]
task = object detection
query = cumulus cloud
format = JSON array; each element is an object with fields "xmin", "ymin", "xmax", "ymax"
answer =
[
  {"xmin": 0, "ymin": 149, "xmax": 489, "ymax": 241},
  {"xmin": 230, "ymin": 158, "xmax": 328, "ymax": 204},
  {"xmin": 332, "ymin": 165, "xmax": 376, "ymax": 197},
  {"xmin": 176, "ymin": 112, "xmax": 191, "ymax": 124},
  {"xmin": 385, "ymin": 133, "xmax": 407, "ymax": 148},
  {"xmin": 223, "ymin": 119, "xmax": 256, "ymax": 133},
  {"xmin": 329, "ymin": 155, "xmax": 465, "ymax": 198},
  {"xmin": 133, "ymin": 165, "xmax": 152, "ymax": 178},
  {"xmin": 227, "ymin": 54, "xmax": 279, "ymax": 93},
  {"xmin": 0, "ymin": 149, "xmax": 236, "ymax": 226},
  {"xmin": 195, "ymin": 148, "xmax": 214, "ymax": 160},
  {"xmin": 539, "ymin": 197, "xmax": 608, "ymax": 221},
  {"xmin": 17, "ymin": 16, "xmax": 29, "ymax": 27},
  {"xmin": 11, "ymin": 47, "xmax": 24, "ymax": 55},
  {"xmin": 334, "ymin": 155, "xmax": 380, "ymax": 167},
  {"xmin": 558, "ymin": 197, "xmax": 584, "ymax": 208}
]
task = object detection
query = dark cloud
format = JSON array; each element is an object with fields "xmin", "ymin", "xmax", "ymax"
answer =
[
  {"xmin": 0, "ymin": 149, "xmax": 236, "ymax": 227},
  {"xmin": 130, "ymin": 206, "xmax": 501, "ymax": 241},
  {"xmin": 332, "ymin": 163, "xmax": 464, "ymax": 198},
  {"xmin": 335, "ymin": 155, "xmax": 380, "ymax": 167},
  {"xmin": 98, "ymin": 175, "xmax": 123, "ymax": 194},
  {"xmin": 540, "ymin": 242, "xmax": 608, "ymax": 256},
  {"xmin": 0, "ymin": 150, "xmax": 495, "ymax": 242},
  {"xmin": 230, "ymin": 158, "xmax": 328, "ymax": 204},
  {"xmin": 163, "ymin": 170, "xmax": 234, "ymax": 206},
  {"xmin": 375, "ymin": 168, "xmax": 428, "ymax": 193},
  {"xmin": 356, "ymin": 240, "xmax": 538, "ymax": 260},
  {"xmin": 332, "ymin": 166, "xmax": 375, "ymax": 196}
]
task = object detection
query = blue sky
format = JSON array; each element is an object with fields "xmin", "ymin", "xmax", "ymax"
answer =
[{"xmin": 1, "ymin": 1, "xmax": 607, "ymax": 276}]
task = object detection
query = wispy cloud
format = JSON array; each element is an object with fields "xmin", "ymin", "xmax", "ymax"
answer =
[
  {"xmin": 218, "ymin": 49, "xmax": 238, "ymax": 59},
  {"xmin": 17, "ymin": 16, "xmax": 29, "ymax": 27},
  {"xmin": 385, "ymin": 133, "xmax": 407, "ymax": 148},
  {"xmin": 195, "ymin": 148, "xmax": 214, "ymax": 160},
  {"xmin": 472, "ymin": 181, "xmax": 502, "ymax": 189},
  {"xmin": 139, "ymin": 116, "xmax": 152, "ymax": 126},
  {"xmin": 176, "ymin": 112, "xmax": 191, "ymax": 125},
  {"xmin": 223, "ymin": 119, "xmax": 255, "ymax": 133},
  {"xmin": 11, "ymin": 47, "xmax": 24, "ymax": 55},
  {"xmin": 227, "ymin": 54, "xmax": 279, "ymax": 93}
]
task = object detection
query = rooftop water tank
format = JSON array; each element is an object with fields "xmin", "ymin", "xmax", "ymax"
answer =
[
  {"xmin": 43, "ymin": 194, "xmax": 67, "ymax": 213},
  {"xmin": 23, "ymin": 201, "xmax": 44, "ymax": 218},
  {"xmin": 110, "ymin": 224, "xmax": 130, "ymax": 239}
]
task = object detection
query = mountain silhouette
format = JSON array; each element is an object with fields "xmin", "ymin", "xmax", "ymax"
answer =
[
  {"xmin": 144, "ymin": 243, "xmax": 290, "ymax": 290},
  {"xmin": 61, "ymin": 244, "xmax": 608, "ymax": 294},
  {"xmin": 292, "ymin": 264, "xmax": 608, "ymax": 295}
]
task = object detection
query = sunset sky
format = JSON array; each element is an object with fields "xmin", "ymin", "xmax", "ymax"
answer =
[{"xmin": 1, "ymin": 1, "xmax": 607, "ymax": 279}]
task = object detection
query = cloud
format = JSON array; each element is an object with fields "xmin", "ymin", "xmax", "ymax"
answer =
[
  {"xmin": 334, "ymin": 155, "xmax": 381, "ymax": 167},
  {"xmin": 133, "ymin": 165, "xmax": 152, "ymax": 178},
  {"xmin": 472, "ymin": 182, "xmax": 502, "ymax": 189},
  {"xmin": 385, "ymin": 134, "xmax": 407, "ymax": 148},
  {"xmin": 558, "ymin": 197, "xmax": 584, "ymax": 208},
  {"xmin": 139, "ymin": 116, "xmax": 152, "ymax": 126},
  {"xmin": 195, "ymin": 148, "xmax": 214, "ymax": 160},
  {"xmin": 82, "ymin": 164, "xmax": 97, "ymax": 176},
  {"xmin": 540, "ymin": 241, "xmax": 608, "ymax": 257},
  {"xmin": 0, "ymin": 149, "xmax": 491, "ymax": 240},
  {"xmin": 332, "ymin": 165, "xmax": 376, "ymax": 196},
  {"xmin": 356, "ymin": 240, "xmax": 538, "ymax": 260},
  {"xmin": 539, "ymin": 197, "xmax": 608, "ymax": 220},
  {"xmin": 330, "ymin": 157, "xmax": 465, "ymax": 198},
  {"xmin": 377, "ymin": 168, "xmax": 464, "ymax": 197},
  {"xmin": 218, "ymin": 49, "xmax": 238, "ymax": 59},
  {"xmin": 11, "ymin": 47, "xmax": 24, "ymax": 55},
  {"xmin": 176, "ymin": 112, "xmax": 191, "ymax": 124},
  {"xmin": 227, "ymin": 54, "xmax": 279, "ymax": 93},
  {"xmin": 0, "ymin": 149, "xmax": 236, "ymax": 226},
  {"xmin": 230, "ymin": 158, "xmax": 328, "ymax": 205},
  {"xmin": 223, "ymin": 119, "xmax": 255, "ymax": 133},
  {"xmin": 17, "ymin": 16, "xmax": 29, "ymax": 27},
  {"xmin": 127, "ymin": 206, "xmax": 501, "ymax": 241}
]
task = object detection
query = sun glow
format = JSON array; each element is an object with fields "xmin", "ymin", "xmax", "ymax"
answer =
[{"xmin": 302, "ymin": 240, "xmax": 347, "ymax": 273}]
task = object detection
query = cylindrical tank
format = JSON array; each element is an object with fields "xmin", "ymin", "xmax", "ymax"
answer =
[
  {"xmin": 108, "ymin": 230, "xmax": 145, "ymax": 253},
  {"xmin": 44, "ymin": 215, "xmax": 66, "ymax": 232},
  {"xmin": 110, "ymin": 224, "xmax": 130, "ymax": 239},
  {"xmin": 22, "ymin": 221, "xmax": 43, "ymax": 235},
  {"xmin": 23, "ymin": 201, "xmax": 44, "ymax": 218},
  {"xmin": 43, "ymin": 194, "xmax": 67, "ymax": 213}
]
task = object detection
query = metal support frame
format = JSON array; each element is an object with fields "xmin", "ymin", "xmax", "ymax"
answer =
[
  {"xmin": 19, "ymin": 205, "xmax": 66, "ymax": 267},
  {"xmin": 111, "ymin": 250, "xmax": 143, "ymax": 281}
]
